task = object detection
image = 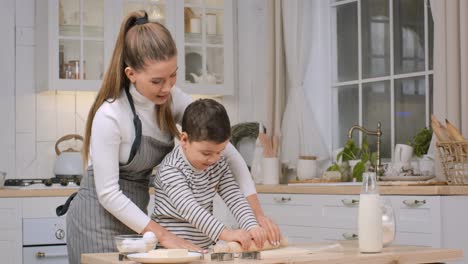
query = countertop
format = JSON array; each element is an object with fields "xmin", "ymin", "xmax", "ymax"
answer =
[
  {"xmin": 0, "ymin": 187, "xmax": 78, "ymax": 197},
  {"xmin": 256, "ymin": 184, "xmax": 468, "ymax": 195},
  {"xmin": 3, "ymin": 184, "xmax": 468, "ymax": 198},
  {"xmin": 81, "ymin": 241, "xmax": 463, "ymax": 264}
]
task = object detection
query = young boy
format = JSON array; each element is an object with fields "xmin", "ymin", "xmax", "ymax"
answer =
[{"xmin": 152, "ymin": 99, "xmax": 266, "ymax": 250}]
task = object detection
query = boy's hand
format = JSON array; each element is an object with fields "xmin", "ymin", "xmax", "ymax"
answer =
[
  {"xmin": 248, "ymin": 226, "xmax": 267, "ymax": 249},
  {"xmin": 220, "ymin": 229, "xmax": 252, "ymax": 250}
]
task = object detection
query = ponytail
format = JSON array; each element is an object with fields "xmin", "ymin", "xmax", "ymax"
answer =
[{"xmin": 82, "ymin": 10, "xmax": 178, "ymax": 167}]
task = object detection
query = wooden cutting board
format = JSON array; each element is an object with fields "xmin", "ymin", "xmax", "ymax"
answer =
[
  {"xmin": 260, "ymin": 246, "xmax": 312, "ymax": 259},
  {"xmin": 260, "ymin": 243, "xmax": 343, "ymax": 259}
]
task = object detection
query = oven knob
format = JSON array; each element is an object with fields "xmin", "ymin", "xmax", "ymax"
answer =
[{"xmin": 55, "ymin": 229, "xmax": 65, "ymax": 240}]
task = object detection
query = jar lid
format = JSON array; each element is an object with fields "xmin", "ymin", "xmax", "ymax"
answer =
[{"xmin": 299, "ymin": 155, "xmax": 317, "ymax": 160}]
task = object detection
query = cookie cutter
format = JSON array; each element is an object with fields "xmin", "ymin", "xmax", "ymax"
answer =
[
  {"xmin": 210, "ymin": 252, "xmax": 234, "ymax": 261},
  {"xmin": 239, "ymin": 251, "xmax": 261, "ymax": 260}
]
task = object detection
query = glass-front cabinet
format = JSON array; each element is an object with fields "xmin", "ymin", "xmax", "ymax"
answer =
[
  {"xmin": 36, "ymin": 0, "xmax": 113, "ymax": 91},
  {"xmin": 118, "ymin": 0, "xmax": 234, "ymax": 95},
  {"xmin": 37, "ymin": 0, "xmax": 234, "ymax": 94},
  {"xmin": 175, "ymin": 0, "xmax": 234, "ymax": 95}
]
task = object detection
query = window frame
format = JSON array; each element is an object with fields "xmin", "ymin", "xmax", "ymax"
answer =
[{"xmin": 330, "ymin": 0, "xmax": 433, "ymax": 160}]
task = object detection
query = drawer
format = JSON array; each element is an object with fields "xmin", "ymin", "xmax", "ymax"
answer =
[
  {"xmin": 259, "ymin": 194, "xmax": 360, "ymax": 229},
  {"xmin": 315, "ymin": 195, "xmax": 360, "ymax": 229},
  {"xmin": 258, "ymin": 194, "xmax": 318, "ymax": 206},
  {"xmin": 390, "ymin": 196, "xmax": 441, "ymax": 234}
]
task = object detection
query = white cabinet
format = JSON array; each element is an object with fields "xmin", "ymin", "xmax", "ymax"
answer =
[
  {"xmin": 0, "ymin": 199, "xmax": 23, "ymax": 264},
  {"xmin": 390, "ymin": 196, "xmax": 441, "ymax": 247},
  {"xmin": 117, "ymin": 0, "xmax": 235, "ymax": 95},
  {"xmin": 174, "ymin": 0, "xmax": 235, "ymax": 95},
  {"xmin": 36, "ymin": 0, "xmax": 235, "ymax": 94},
  {"xmin": 255, "ymin": 194, "xmax": 443, "ymax": 246},
  {"xmin": 213, "ymin": 193, "xmax": 468, "ymax": 263},
  {"xmin": 36, "ymin": 0, "xmax": 114, "ymax": 91}
]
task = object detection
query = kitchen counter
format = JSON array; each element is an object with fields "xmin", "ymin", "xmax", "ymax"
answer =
[
  {"xmin": 256, "ymin": 184, "xmax": 468, "ymax": 195},
  {"xmin": 81, "ymin": 241, "xmax": 463, "ymax": 264},
  {"xmin": 3, "ymin": 184, "xmax": 468, "ymax": 197},
  {"xmin": 0, "ymin": 187, "xmax": 77, "ymax": 197}
]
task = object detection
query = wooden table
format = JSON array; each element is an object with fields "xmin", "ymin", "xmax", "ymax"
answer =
[{"xmin": 81, "ymin": 241, "xmax": 463, "ymax": 264}]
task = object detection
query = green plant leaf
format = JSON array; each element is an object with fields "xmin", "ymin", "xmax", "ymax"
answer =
[
  {"xmin": 353, "ymin": 161, "xmax": 366, "ymax": 182},
  {"xmin": 409, "ymin": 127, "xmax": 433, "ymax": 157},
  {"xmin": 327, "ymin": 163, "xmax": 341, "ymax": 171}
]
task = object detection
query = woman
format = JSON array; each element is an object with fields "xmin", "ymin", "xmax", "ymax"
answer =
[{"xmin": 66, "ymin": 10, "xmax": 280, "ymax": 263}]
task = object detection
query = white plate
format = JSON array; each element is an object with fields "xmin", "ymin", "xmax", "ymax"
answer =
[
  {"xmin": 127, "ymin": 252, "xmax": 202, "ymax": 263},
  {"xmin": 379, "ymin": 175, "xmax": 435, "ymax": 181}
]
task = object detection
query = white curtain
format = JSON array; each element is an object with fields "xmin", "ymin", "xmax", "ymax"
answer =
[
  {"xmin": 280, "ymin": 0, "xmax": 329, "ymax": 165},
  {"xmin": 431, "ymin": 0, "xmax": 468, "ymax": 134},
  {"xmin": 429, "ymin": 0, "xmax": 468, "ymax": 179}
]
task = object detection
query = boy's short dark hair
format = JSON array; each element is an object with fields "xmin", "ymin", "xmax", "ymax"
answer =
[{"xmin": 181, "ymin": 99, "xmax": 231, "ymax": 143}]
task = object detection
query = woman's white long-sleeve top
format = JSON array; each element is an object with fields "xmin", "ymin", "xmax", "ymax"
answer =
[{"xmin": 89, "ymin": 85, "xmax": 256, "ymax": 233}]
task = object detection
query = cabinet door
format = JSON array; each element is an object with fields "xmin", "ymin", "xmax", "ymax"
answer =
[
  {"xmin": 175, "ymin": 0, "xmax": 234, "ymax": 95},
  {"xmin": 389, "ymin": 196, "xmax": 441, "ymax": 247},
  {"xmin": 0, "ymin": 198, "xmax": 23, "ymax": 264},
  {"xmin": 37, "ymin": 0, "xmax": 112, "ymax": 91},
  {"xmin": 119, "ymin": 0, "xmax": 175, "ymax": 32}
]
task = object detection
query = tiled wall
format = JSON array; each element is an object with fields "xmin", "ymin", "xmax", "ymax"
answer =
[
  {"xmin": 16, "ymin": 91, "xmax": 96, "ymax": 179},
  {"xmin": 13, "ymin": 0, "xmax": 97, "ymax": 179}
]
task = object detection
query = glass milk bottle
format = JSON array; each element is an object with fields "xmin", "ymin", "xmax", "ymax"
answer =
[{"xmin": 358, "ymin": 172, "xmax": 383, "ymax": 253}]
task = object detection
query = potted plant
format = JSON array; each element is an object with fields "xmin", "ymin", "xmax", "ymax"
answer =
[
  {"xmin": 408, "ymin": 127, "xmax": 432, "ymax": 158},
  {"xmin": 328, "ymin": 136, "xmax": 377, "ymax": 181},
  {"xmin": 408, "ymin": 127, "xmax": 434, "ymax": 175}
]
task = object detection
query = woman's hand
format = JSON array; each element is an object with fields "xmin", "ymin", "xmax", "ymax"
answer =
[
  {"xmin": 158, "ymin": 230, "xmax": 202, "ymax": 252},
  {"xmin": 219, "ymin": 229, "xmax": 252, "ymax": 250},
  {"xmin": 143, "ymin": 220, "xmax": 202, "ymax": 252},
  {"xmin": 248, "ymin": 226, "xmax": 267, "ymax": 249},
  {"xmin": 256, "ymin": 215, "xmax": 281, "ymax": 246}
]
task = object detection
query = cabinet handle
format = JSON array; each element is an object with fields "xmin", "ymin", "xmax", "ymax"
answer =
[
  {"xmin": 402, "ymin": 199, "xmax": 426, "ymax": 206},
  {"xmin": 36, "ymin": 252, "xmax": 67, "ymax": 258},
  {"xmin": 273, "ymin": 197, "xmax": 292, "ymax": 203},
  {"xmin": 341, "ymin": 199, "xmax": 359, "ymax": 206},
  {"xmin": 342, "ymin": 232, "xmax": 358, "ymax": 240}
]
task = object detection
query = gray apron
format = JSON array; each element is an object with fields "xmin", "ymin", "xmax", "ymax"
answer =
[{"xmin": 66, "ymin": 88, "xmax": 174, "ymax": 264}]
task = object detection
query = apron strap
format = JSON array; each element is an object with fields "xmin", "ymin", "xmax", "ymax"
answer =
[
  {"xmin": 124, "ymin": 87, "xmax": 143, "ymax": 164},
  {"xmin": 56, "ymin": 192, "xmax": 77, "ymax": 216}
]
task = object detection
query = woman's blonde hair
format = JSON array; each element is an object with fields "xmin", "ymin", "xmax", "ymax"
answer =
[{"xmin": 82, "ymin": 10, "xmax": 179, "ymax": 165}]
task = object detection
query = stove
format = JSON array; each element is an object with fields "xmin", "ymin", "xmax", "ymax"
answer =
[{"xmin": 4, "ymin": 176, "xmax": 81, "ymax": 189}]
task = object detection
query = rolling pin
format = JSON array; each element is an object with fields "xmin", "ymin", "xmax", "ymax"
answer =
[{"xmin": 213, "ymin": 237, "xmax": 288, "ymax": 253}]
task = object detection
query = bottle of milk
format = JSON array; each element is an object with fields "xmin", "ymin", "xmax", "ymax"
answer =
[{"xmin": 358, "ymin": 172, "xmax": 383, "ymax": 253}]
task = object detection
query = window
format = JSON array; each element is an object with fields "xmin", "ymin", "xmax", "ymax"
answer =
[{"xmin": 331, "ymin": 0, "xmax": 433, "ymax": 159}]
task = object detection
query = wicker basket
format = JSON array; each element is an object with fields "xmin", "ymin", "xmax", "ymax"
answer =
[{"xmin": 436, "ymin": 140, "xmax": 468, "ymax": 184}]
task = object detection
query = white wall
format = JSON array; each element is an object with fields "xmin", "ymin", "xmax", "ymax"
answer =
[
  {"xmin": 14, "ymin": 0, "xmax": 96, "ymax": 179},
  {"xmin": 0, "ymin": 0, "xmax": 16, "ymax": 178},
  {"xmin": 0, "ymin": 0, "xmax": 272, "ymax": 179}
]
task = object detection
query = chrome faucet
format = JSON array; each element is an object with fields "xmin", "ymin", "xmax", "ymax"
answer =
[{"xmin": 347, "ymin": 122, "xmax": 383, "ymax": 176}]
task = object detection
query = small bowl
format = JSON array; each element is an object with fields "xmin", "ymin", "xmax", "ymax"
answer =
[{"xmin": 114, "ymin": 234, "xmax": 157, "ymax": 253}]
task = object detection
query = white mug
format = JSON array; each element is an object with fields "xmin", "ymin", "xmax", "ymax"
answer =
[
  {"xmin": 394, "ymin": 144, "xmax": 413, "ymax": 164},
  {"xmin": 297, "ymin": 156, "xmax": 318, "ymax": 180},
  {"xmin": 262, "ymin": 157, "xmax": 279, "ymax": 184}
]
